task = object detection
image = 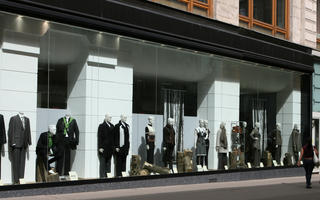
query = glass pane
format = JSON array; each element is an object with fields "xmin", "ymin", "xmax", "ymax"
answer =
[
  {"xmin": 252, "ymin": 24, "xmax": 273, "ymax": 35},
  {"xmin": 197, "ymin": 0, "xmax": 208, "ymax": 3},
  {"xmin": 240, "ymin": 0, "xmax": 249, "ymax": 17},
  {"xmin": 276, "ymin": 0, "xmax": 285, "ymax": 28},
  {"xmin": 253, "ymin": 0, "xmax": 272, "ymax": 24}
]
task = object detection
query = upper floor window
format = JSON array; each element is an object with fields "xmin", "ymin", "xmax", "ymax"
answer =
[
  {"xmin": 239, "ymin": 0, "xmax": 289, "ymax": 40},
  {"xmin": 151, "ymin": 0, "xmax": 213, "ymax": 18}
]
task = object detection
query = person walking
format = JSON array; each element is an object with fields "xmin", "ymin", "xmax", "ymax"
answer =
[{"xmin": 298, "ymin": 137, "xmax": 319, "ymax": 188}]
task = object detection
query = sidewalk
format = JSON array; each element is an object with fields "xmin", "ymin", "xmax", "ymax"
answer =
[{"xmin": 1, "ymin": 175, "xmax": 318, "ymax": 200}]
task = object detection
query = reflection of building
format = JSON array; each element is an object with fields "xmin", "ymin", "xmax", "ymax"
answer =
[{"xmin": 0, "ymin": 0, "xmax": 317, "ymax": 185}]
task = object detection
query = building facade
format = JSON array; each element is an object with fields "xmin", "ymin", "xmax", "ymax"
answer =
[{"xmin": 0, "ymin": 0, "xmax": 315, "ymax": 187}]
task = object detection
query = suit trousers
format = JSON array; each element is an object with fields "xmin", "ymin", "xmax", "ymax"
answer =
[
  {"xmin": 12, "ymin": 147, "xmax": 26, "ymax": 184},
  {"xmin": 56, "ymin": 145, "xmax": 71, "ymax": 176},
  {"xmin": 253, "ymin": 148, "xmax": 261, "ymax": 167},
  {"xmin": 99, "ymin": 154, "xmax": 112, "ymax": 178},
  {"xmin": 147, "ymin": 143, "xmax": 155, "ymax": 164},
  {"xmin": 115, "ymin": 153, "xmax": 127, "ymax": 177},
  {"xmin": 275, "ymin": 146, "xmax": 281, "ymax": 164},
  {"xmin": 163, "ymin": 145, "xmax": 174, "ymax": 171},
  {"xmin": 293, "ymin": 151, "xmax": 299, "ymax": 165},
  {"xmin": 218, "ymin": 153, "xmax": 227, "ymax": 170}
]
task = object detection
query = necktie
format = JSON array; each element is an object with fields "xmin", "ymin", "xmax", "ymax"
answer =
[{"xmin": 21, "ymin": 117, "xmax": 25, "ymax": 129}]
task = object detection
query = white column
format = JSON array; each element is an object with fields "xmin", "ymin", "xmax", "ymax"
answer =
[
  {"xmin": 67, "ymin": 53, "xmax": 133, "ymax": 178},
  {"xmin": 198, "ymin": 76, "xmax": 240, "ymax": 170},
  {"xmin": 276, "ymin": 85, "xmax": 301, "ymax": 161},
  {"xmin": 0, "ymin": 32, "xmax": 39, "ymax": 184}
]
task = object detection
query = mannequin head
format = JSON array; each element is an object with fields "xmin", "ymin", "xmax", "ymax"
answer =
[
  {"xmin": 168, "ymin": 118, "xmax": 174, "ymax": 126},
  {"xmin": 120, "ymin": 114, "xmax": 127, "ymax": 122},
  {"xmin": 48, "ymin": 125, "xmax": 56, "ymax": 134},
  {"xmin": 204, "ymin": 120, "xmax": 208, "ymax": 129},
  {"xmin": 276, "ymin": 123, "xmax": 281, "ymax": 130},
  {"xmin": 220, "ymin": 122, "xmax": 226, "ymax": 129},
  {"xmin": 294, "ymin": 124, "xmax": 299, "ymax": 130},
  {"xmin": 243, "ymin": 121, "xmax": 247, "ymax": 128},
  {"xmin": 18, "ymin": 112, "xmax": 24, "ymax": 117},
  {"xmin": 148, "ymin": 116, "xmax": 154, "ymax": 125},
  {"xmin": 65, "ymin": 111, "xmax": 71, "ymax": 118},
  {"xmin": 255, "ymin": 122, "xmax": 260, "ymax": 128},
  {"xmin": 105, "ymin": 114, "xmax": 112, "ymax": 123},
  {"xmin": 199, "ymin": 119, "xmax": 205, "ymax": 128}
]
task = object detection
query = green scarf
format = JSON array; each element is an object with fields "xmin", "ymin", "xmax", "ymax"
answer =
[
  {"xmin": 63, "ymin": 117, "xmax": 73, "ymax": 135},
  {"xmin": 48, "ymin": 133, "xmax": 53, "ymax": 148}
]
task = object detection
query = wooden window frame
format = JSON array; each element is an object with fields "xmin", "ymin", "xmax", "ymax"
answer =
[
  {"xmin": 239, "ymin": 0, "xmax": 290, "ymax": 40},
  {"xmin": 152, "ymin": 0, "xmax": 213, "ymax": 18}
]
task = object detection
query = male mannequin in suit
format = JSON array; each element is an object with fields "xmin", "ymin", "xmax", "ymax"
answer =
[
  {"xmin": 56, "ymin": 113, "xmax": 79, "ymax": 176},
  {"xmin": 8, "ymin": 112, "xmax": 31, "ymax": 184},
  {"xmin": 114, "ymin": 115, "xmax": 130, "ymax": 177},
  {"xmin": 0, "ymin": 114, "xmax": 6, "ymax": 178},
  {"xmin": 98, "ymin": 114, "xmax": 115, "ymax": 178}
]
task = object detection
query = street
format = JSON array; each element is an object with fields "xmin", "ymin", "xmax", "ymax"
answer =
[{"xmin": 1, "ymin": 175, "xmax": 320, "ymax": 200}]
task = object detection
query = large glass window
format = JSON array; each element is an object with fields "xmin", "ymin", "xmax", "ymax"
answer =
[
  {"xmin": 240, "ymin": 0, "xmax": 289, "ymax": 39},
  {"xmin": 0, "ymin": 11, "xmax": 309, "ymax": 186}
]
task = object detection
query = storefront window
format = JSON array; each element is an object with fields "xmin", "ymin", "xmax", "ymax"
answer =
[{"xmin": 0, "ymin": 11, "xmax": 308, "ymax": 185}]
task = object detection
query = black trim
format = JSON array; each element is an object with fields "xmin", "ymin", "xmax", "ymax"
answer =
[{"xmin": 0, "ymin": 0, "xmax": 314, "ymax": 73}]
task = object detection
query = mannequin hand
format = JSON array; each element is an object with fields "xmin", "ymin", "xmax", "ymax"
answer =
[
  {"xmin": 275, "ymin": 145, "xmax": 278, "ymax": 148},
  {"xmin": 116, "ymin": 148, "xmax": 120, "ymax": 152},
  {"xmin": 163, "ymin": 147, "xmax": 167, "ymax": 151},
  {"xmin": 99, "ymin": 148, "xmax": 104, "ymax": 153},
  {"xmin": 297, "ymin": 161, "xmax": 301, "ymax": 167},
  {"xmin": 146, "ymin": 145, "xmax": 149, "ymax": 150}
]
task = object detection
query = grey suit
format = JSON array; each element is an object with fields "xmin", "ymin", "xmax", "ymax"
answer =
[
  {"xmin": 8, "ymin": 115, "xmax": 31, "ymax": 184},
  {"xmin": 250, "ymin": 128, "xmax": 261, "ymax": 167}
]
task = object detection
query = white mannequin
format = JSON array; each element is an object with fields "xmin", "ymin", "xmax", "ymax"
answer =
[
  {"xmin": 294, "ymin": 124, "xmax": 298, "ymax": 130},
  {"xmin": 48, "ymin": 125, "xmax": 56, "ymax": 134},
  {"xmin": 163, "ymin": 118, "xmax": 174, "ymax": 151},
  {"xmin": 65, "ymin": 112, "xmax": 71, "ymax": 122},
  {"xmin": 18, "ymin": 112, "xmax": 25, "ymax": 118},
  {"xmin": 243, "ymin": 121, "xmax": 247, "ymax": 128},
  {"xmin": 194, "ymin": 119, "xmax": 205, "ymax": 148},
  {"xmin": 146, "ymin": 116, "xmax": 154, "ymax": 150},
  {"xmin": 99, "ymin": 114, "xmax": 112, "ymax": 153},
  {"xmin": 251, "ymin": 122, "xmax": 260, "ymax": 141}
]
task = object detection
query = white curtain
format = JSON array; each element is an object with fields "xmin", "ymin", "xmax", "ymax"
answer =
[
  {"xmin": 252, "ymin": 99, "xmax": 267, "ymax": 151},
  {"xmin": 163, "ymin": 89, "xmax": 184, "ymax": 155}
]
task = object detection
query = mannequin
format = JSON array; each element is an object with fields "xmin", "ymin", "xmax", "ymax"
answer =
[
  {"xmin": 36, "ymin": 125, "xmax": 56, "ymax": 182},
  {"xmin": 56, "ymin": 113, "xmax": 79, "ymax": 176},
  {"xmin": 0, "ymin": 114, "xmax": 6, "ymax": 178},
  {"xmin": 8, "ymin": 112, "xmax": 32, "ymax": 184},
  {"xmin": 98, "ymin": 114, "xmax": 115, "ymax": 178},
  {"xmin": 204, "ymin": 120, "xmax": 210, "ymax": 168},
  {"xmin": 216, "ymin": 122, "xmax": 228, "ymax": 170},
  {"xmin": 194, "ymin": 119, "xmax": 207, "ymax": 167},
  {"xmin": 114, "ymin": 114, "xmax": 130, "ymax": 177},
  {"xmin": 163, "ymin": 118, "xmax": 175, "ymax": 171},
  {"xmin": 250, "ymin": 122, "xmax": 261, "ymax": 167},
  {"xmin": 145, "ymin": 116, "xmax": 155, "ymax": 164},
  {"xmin": 291, "ymin": 124, "xmax": 301, "ymax": 165},
  {"xmin": 271, "ymin": 123, "xmax": 282, "ymax": 163}
]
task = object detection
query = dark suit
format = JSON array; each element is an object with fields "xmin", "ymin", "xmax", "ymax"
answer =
[
  {"xmin": 97, "ymin": 121, "xmax": 114, "ymax": 178},
  {"xmin": 56, "ymin": 117, "xmax": 79, "ymax": 175},
  {"xmin": 0, "ymin": 114, "xmax": 7, "ymax": 178},
  {"xmin": 8, "ymin": 114, "xmax": 31, "ymax": 184},
  {"xmin": 36, "ymin": 131, "xmax": 57, "ymax": 182},
  {"xmin": 271, "ymin": 129, "xmax": 282, "ymax": 163},
  {"xmin": 163, "ymin": 124, "xmax": 175, "ymax": 170},
  {"xmin": 114, "ymin": 121, "xmax": 130, "ymax": 177}
]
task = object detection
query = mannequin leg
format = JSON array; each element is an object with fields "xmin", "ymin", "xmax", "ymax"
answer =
[
  {"xmin": 64, "ymin": 147, "xmax": 71, "ymax": 175},
  {"xmin": 121, "ymin": 155, "xmax": 127, "ymax": 173},
  {"xmin": 99, "ymin": 154, "xmax": 106, "ymax": 178},
  {"xmin": 275, "ymin": 146, "xmax": 281, "ymax": 164},
  {"xmin": 12, "ymin": 147, "xmax": 21, "ymax": 183}
]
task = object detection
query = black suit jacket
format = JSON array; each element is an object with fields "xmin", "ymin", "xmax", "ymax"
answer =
[
  {"xmin": 98, "ymin": 121, "xmax": 114, "ymax": 158},
  {"xmin": 8, "ymin": 115, "xmax": 31, "ymax": 148},
  {"xmin": 36, "ymin": 131, "xmax": 57, "ymax": 158},
  {"xmin": 114, "ymin": 121, "xmax": 130, "ymax": 156},
  {"xmin": 163, "ymin": 124, "xmax": 175, "ymax": 148},
  {"xmin": 0, "ymin": 114, "xmax": 6, "ymax": 145},
  {"xmin": 56, "ymin": 117, "xmax": 79, "ymax": 150}
]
